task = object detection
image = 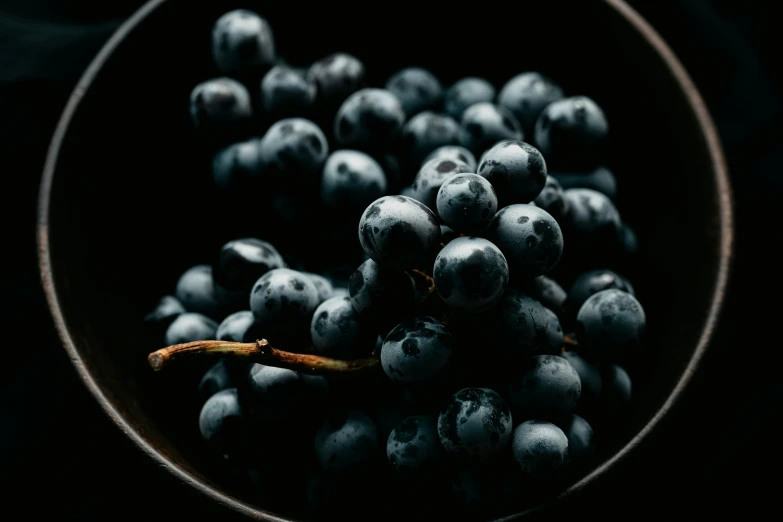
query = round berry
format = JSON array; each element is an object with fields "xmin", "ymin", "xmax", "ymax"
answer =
[
  {"xmin": 175, "ymin": 265, "xmax": 222, "ymax": 318},
  {"xmin": 460, "ymin": 102, "xmax": 523, "ymax": 156},
  {"xmin": 511, "ymin": 420, "xmax": 569, "ymax": 479},
  {"xmin": 489, "ymin": 204, "xmax": 564, "ymax": 277},
  {"xmin": 444, "ymin": 77, "xmax": 496, "ymax": 120},
  {"xmin": 497, "ymin": 73, "xmax": 564, "ymax": 136},
  {"xmin": 400, "ymin": 112, "xmax": 463, "ymax": 167},
  {"xmin": 385, "ymin": 67, "xmax": 442, "ymax": 116},
  {"xmin": 381, "ymin": 316, "xmax": 453, "ymax": 384},
  {"xmin": 215, "ymin": 238, "xmax": 285, "ymax": 293},
  {"xmin": 436, "ymin": 174, "xmax": 498, "ymax": 233},
  {"xmin": 216, "ymin": 310, "xmax": 262, "ymax": 342},
  {"xmin": 334, "ymin": 88, "xmax": 406, "ymax": 150},
  {"xmin": 535, "ymin": 96, "xmax": 608, "ymax": 169},
  {"xmin": 423, "ymin": 145, "xmax": 477, "ymax": 171},
  {"xmin": 165, "ymin": 313, "xmax": 218, "ymax": 345},
  {"xmin": 508, "ymin": 355, "xmax": 581, "ymax": 419},
  {"xmin": 314, "ymin": 410, "xmax": 378, "ymax": 473},
  {"xmin": 321, "ymin": 150, "xmax": 387, "ymax": 211},
  {"xmin": 575, "ymin": 289, "xmax": 645, "ymax": 361},
  {"xmin": 561, "ymin": 351, "xmax": 602, "ymax": 406},
  {"xmin": 311, "ymin": 296, "xmax": 375, "ymax": 359},
  {"xmin": 567, "ymin": 269, "xmax": 634, "ymax": 314},
  {"xmin": 477, "ymin": 140, "xmax": 547, "ymax": 207},
  {"xmin": 533, "ymin": 176, "xmax": 569, "ymax": 222},
  {"xmin": 212, "ymin": 9, "xmax": 275, "ymax": 74},
  {"xmin": 437, "ymin": 388, "xmax": 512, "ymax": 461},
  {"xmin": 411, "ymin": 157, "xmax": 474, "ymax": 213},
  {"xmin": 348, "ymin": 258, "xmax": 416, "ymax": 319},
  {"xmin": 189, "ymin": 78, "xmax": 252, "ymax": 130},
  {"xmin": 308, "ymin": 53, "xmax": 366, "ymax": 107},
  {"xmin": 259, "ymin": 118, "xmax": 329, "ymax": 180},
  {"xmin": 212, "ymin": 139, "xmax": 264, "ymax": 191},
  {"xmin": 260, "ymin": 65, "xmax": 316, "ymax": 115},
  {"xmin": 249, "ymin": 268, "xmax": 320, "ymax": 341},
  {"xmin": 386, "ymin": 415, "xmax": 443, "ymax": 472},
  {"xmin": 560, "ymin": 414, "xmax": 594, "ymax": 458}
]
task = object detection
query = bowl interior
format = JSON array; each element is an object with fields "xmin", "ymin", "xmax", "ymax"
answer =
[{"xmin": 41, "ymin": 1, "xmax": 727, "ymax": 520}]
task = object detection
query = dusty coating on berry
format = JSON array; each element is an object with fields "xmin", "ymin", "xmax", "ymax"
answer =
[
  {"xmin": 489, "ymin": 204, "xmax": 564, "ymax": 277},
  {"xmin": 259, "ymin": 118, "xmax": 329, "ymax": 179},
  {"xmin": 534, "ymin": 96, "xmax": 608, "ymax": 169},
  {"xmin": 433, "ymin": 237, "xmax": 509, "ymax": 313},
  {"xmin": 381, "ymin": 317, "xmax": 453, "ymax": 383},
  {"xmin": 401, "ymin": 111, "xmax": 464, "ymax": 166},
  {"xmin": 561, "ymin": 414, "xmax": 594, "ymax": 457},
  {"xmin": 511, "ymin": 420, "xmax": 570, "ymax": 478},
  {"xmin": 307, "ymin": 53, "xmax": 365, "ymax": 107},
  {"xmin": 199, "ymin": 388, "xmax": 243, "ymax": 442},
  {"xmin": 385, "ymin": 67, "xmax": 443, "ymax": 116},
  {"xmin": 190, "ymin": 77, "xmax": 252, "ymax": 129},
  {"xmin": 563, "ymin": 188, "xmax": 621, "ymax": 241},
  {"xmin": 459, "ymin": 102, "xmax": 523, "ymax": 155},
  {"xmin": 310, "ymin": 296, "xmax": 373, "ymax": 359},
  {"xmin": 386, "ymin": 415, "xmax": 443, "ymax": 472},
  {"xmin": 562, "ymin": 351, "xmax": 602, "ymax": 405},
  {"xmin": 261, "ymin": 65, "xmax": 316, "ymax": 113},
  {"xmin": 314, "ymin": 410, "xmax": 378, "ymax": 472},
  {"xmin": 249, "ymin": 268, "xmax": 320, "ymax": 333},
  {"xmin": 216, "ymin": 310, "xmax": 261, "ymax": 342},
  {"xmin": 165, "ymin": 313, "xmax": 218, "ymax": 346},
  {"xmin": 411, "ymin": 157, "xmax": 474, "ymax": 213},
  {"xmin": 424, "ymin": 145, "xmax": 477, "ymax": 171},
  {"xmin": 445, "ymin": 77, "xmax": 496, "ymax": 120},
  {"xmin": 437, "ymin": 388, "xmax": 512, "ymax": 461},
  {"xmin": 334, "ymin": 88, "xmax": 406, "ymax": 149},
  {"xmin": 497, "ymin": 72, "xmax": 564, "ymax": 135},
  {"xmin": 477, "ymin": 140, "xmax": 548, "ymax": 207},
  {"xmin": 436, "ymin": 173, "xmax": 498, "ymax": 233},
  {"xmin": 175, "ymin": 265, "xmax": 222, "ymax": 318},
  {"xmin": 321, "ymin": 149, "xmax": 387, "ymax": 210},
  {"xmin": 509, "ymin": 355, "xmax": 582, "ymax": 417},
  {"xmin": 358, "ymin": 196, "xmax": 441, "ymax": 269},
  {"xmin": 348, "ymin": 259, "xmax": 416, "ymax": 318},
  {"xmin": 212, "ymin": 9, "xmax": 275, "ymax": 74},
  {"xmin": 575, "ymin": 289, "xmax": 645, "ymax": 360}
]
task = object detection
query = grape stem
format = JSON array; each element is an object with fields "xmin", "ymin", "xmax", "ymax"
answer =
[{"xmin": 147, "ymin": 339, "xmax": 381, "ymax": 374}]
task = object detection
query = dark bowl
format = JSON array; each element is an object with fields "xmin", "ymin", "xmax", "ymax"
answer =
[{"xmin": 38, "ymin": 0, "xmax": 732, "ymax": 520}]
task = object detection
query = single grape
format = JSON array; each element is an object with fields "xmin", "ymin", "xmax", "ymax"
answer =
[
  {"xmin": 245, "ymin": 363, "xmax": 328, "ymax": 421},
  {"xmin": 212, "ymin": 138, "xmax": 264, "ymax": 191},
  {"xmin": 386, "ymin": 415, "xmax": 443, "ymax": 472},
  {"xmin": 436, "ymin": 174, "xmax": 499, "ymax": 233},
  {"xmin": 303, "ymin": 272, "xmax": 334, "ymax": 303},
  {"xmin": 212, "ymin": 9, "xmax": 275, "ymax": 75},
  {"xmin": 488, "ymin": 204, "xmax": 564, "ymax": 277},
  {"xmin": 385, "ymin": 67, "xmax": 442, "ymax": 116},
  {"xmin": 497, "ymin": 72, "xmax": 564, "ymax": 137},
  {"xmin": 535, "ymin": 96, "xmax": 608, "ymax": 170},
  {"xmin": 575, "ymin": 289, "xmax": 645, "ymax": 361},
  {"xmin": 598, "ymin": 363, "xmax": 632, "ymax": 411},
  {"xmin": 541, "ymin": 308, "xmax": 564, "ymax": 355},
  {"xmin": 214, "ymin": 238, "xmax": 285, "ymax": 293},
  {"xmin": 411, "ymin": 157, "xmax": 474, "ymax": 213},
  {"xmin": 199, "ymin": 388, "xmax": 250, "ymax": 458},
  {"xmin": 189, "ymin": 78, "xmax": 252, "ymax": 130},
  {"xmin": 249, "ymin": 268, "xmax": 320, "ymax": 346},
  {"xmin": 381, "ymin": 316, "xmax": 453, "ymax": 384},
  {"xmin": 533, "ymin": 176, "xmax": 569, "ymax": 222},
  {"xmin": 260, "ymin": 65, "xmax": 316, "ymax": 115},
  {"xmin": 308, "ymin": 53, "xmax": 366, "ymax": 108},
  {"xmin": 216, "ymin": 310, "xmax": 261, "ymax": 342},
  {"xmin": 552, "ymin": 166, "xmax": 617, "ymax": 200},
  {"xmin": 469, "ymin": 289, "xmax": 549, "ymax": 358},
  {"xmin": 334, "ymin": 88, "xmax": 406, "ymax": 150},
  {"xmin": 423, "ymin": 145, "xmax": 477, "ymax": 171},
  {"xmin": 320, "ymin": 150, "xmax": 387, "ymax": 211},
  {"xmin": 259, "ymin": 118, "xmax": 329, "ymax": 180},
  {"xmin": 460, "ymin": 103, "xmax": 523, "ymax": 155},
  {"xmin": 357, "ymin": 196, "xmax": 441, "ymax": 270},
  {"xmin": 567, "ymin": 269, "xmax": 634, "ymax": 315},
  {"xmin": 400, "ymin": 112, "xmax": 463, "ymax": 167},
  {"xmin": 516, "ymin": 275, "xmax": 567, "ymax": 313},
  {"xmin": 562, "ymin": 188, "xmax": 622, "ymax": 248},
  {"xmin": 440, "ymin": 225, "xmax": 459, "ymax": 244},
  {"xmin": 433, "ymin": 237, "xmax": 509, "ymax": 313},
  {"xmin": 198, "ymin": 358, "xmax": 240, "ymax": 405},
  {"xmin": 348, "ymin": 259, "xmax": 416, "ymax": 320},
  {"xmin": 511, "ymin": 420, "xmax": 569, "ymax": 479},
  {"xmin": 477, "ymin": 140, "xmax": 547, "ymax": 207},
  {"xmin": 561, "ymin": 351, "xmax": 602, "ymax": 406},
  {"xmin": 508, "ymin": 355, "xmax": 581, "ymax": 419},
  {"xmin": 314, "ymin": 410, "xmax": 378, "ymax": 473},
  {"xmin": 444, "ymin": 77, "xmax": 496, "ymax": 120},
  {"xmin": 437, "ymin": 387, "xmax": 512, "ymax": 461},
  {"xmin": 559, "ymin": 414, "xmax": 594, "ymax": 458},
  {"xmin": 165, "ymin": 313, "xmax": 218, "ymax": 345},
  {"xmin": 311, "ymin": 296, "xmax": 375, "ymax": 359},
  {"xmin": 144, "ymin": 295, "xmax": 185, "ymax": 330}
]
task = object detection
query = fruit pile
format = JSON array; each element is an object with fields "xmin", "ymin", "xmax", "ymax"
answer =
[{"xmin": 145, "ymin": 8, "xmax": 644, "ymax": 519}]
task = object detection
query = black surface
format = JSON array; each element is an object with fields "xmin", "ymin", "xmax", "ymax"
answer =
[{"xmin": 1, "ymin": 0, "xmax": 779, "ymax": 519}]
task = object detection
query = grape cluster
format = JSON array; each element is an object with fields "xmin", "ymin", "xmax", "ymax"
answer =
[{"xmin": 146, "ymin": 8, "xmax": 646, "ymax": 519}]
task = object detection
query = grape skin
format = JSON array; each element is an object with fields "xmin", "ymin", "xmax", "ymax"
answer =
[
  {"xmin": 508, "ymin": 355, "xmax": 581, "ymax": 420},
  {"xmin": 423, "ymin": 145, "xmax": 477, "ymax": 171},
  {"xmin": 165, "ymin": 313, "xmax": 218, "ymax": 346},
  {"xmin": 385, "ymin": 67, "xmax": 442, "ymax": 117},
  {"xmin": 575, "ymin": 289, "xmax": 645, "ymax": 361},
  {"xmin": 437, "ymin": 387, "xmax": 512, "ymax": 461},
  {"xmin": 488, "ymin": 204, "xmax": 564, "ymax": 278},
  {"xmin": 311, "ymin": 296, "xmax": 374, "ymax": 359},
  {"xmin": 436, "ymin": 174, "xmax": 498, "ymax": 234},
  {"xmin": 411, "ymin": 157, "xmax": 474, "ymax": 214},
  {"xmin": 477, "ymin": 140, "xmax": 548, "ymax": 207},
  {"xmin": 511, "ymin": 420, "xmax": 570, "ymax": 479},
  {"xmin": 380, "ymin": 316, "xmax": 453, "ymax": 384},
  {"xmin": 314, "ymin": 410, "xmax": 379, "ymax": 473},
  {"xmin": 497, "ymin": 72, "xmax": 564, "ymax": 137},
  {"xmin": 386, "ymin": 414, "xmax": 443, "ymax": 472}
]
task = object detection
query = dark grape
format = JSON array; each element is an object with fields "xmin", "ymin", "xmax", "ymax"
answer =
[
  {"xmin": 198, "ymin": 359, "xmax": 248, "ymax": 406},
  {"xmin": 489, "ymin": 204, "xmax": 563, "ymax": 277},
  {"xmin": 189, "ymin": 78, "xmax": 252, "ymax": 130},
  {"xmin": 259, "ymin": 118, "xmax": 329, "ymax": 180},
  {"xmin": 245, "ymin": 363, "xmax": 328, "ymax": 421},
  {"xmin": 165, "ymin": 313, "xmax": 218, "ymax": 345},
  {"xmin": 516, "ymin": 275, "xmax": 567, "ymax": 313},
  {"xmin": 534, "ymin": 95, "xmax": 608, "ymax": 170},
  {"xmin": 216, "ymin": 310, "xmax": 261, "ymax": 342},
  {"xmin": 552, "ymin": 166, "xmax": 617, "ymax": 200},
  {"xmin": 314, "ymin": 410, "xmax": 378, "ymax": 473},
  {"xmin": 559, "ymin": 414, "xmax": 594, "ymax": 458},
  {"xmin": 357, "ymin": 195, "xmax": 441, "ymax": 270},
  {"xmin": 411, "ymin": 157, "xmax": 474, "ymax": 213},
  {"xmin": 400, "ymin": 111, "xmax": 463, "ymax": 167},
  {"xmin": 385, "ymin": 67, "xmax": 442, "ymax": 116},
  {"xmin": 497, "ymin": 72, "xmax": 564, "ymax": 137},
  {"xmin": 320, "ymin": 150, "xmax": 387, "ymax": 212},
  {"xmin": 144, "ymin": 295, "xmax": 185, "ymax": 330},
  {"xmin": 561, "ymin": 351, "xmax": 602, "ymax": 407},
  {"xmin": 260, "ymin": 65, "xmax": 316, "ymax": 116},
  {"xmin": 575, "ymin": 289, "xmax": 645, "ymax": 361},
  {"xmin": 308, "ymin": 53, "xmax": 366, "ymax": 108},
  {"xmin": 348, "ymin": 259, "xmax": 416, "ymax": 320},
  {"xmin": 381, "ymin": 316, "xmax": 453, "ymax": 384},
  {"xmin": 214, "ymin": 238, "xmax": 285, "ymax": 293},
  {"xmin": 334, "ymin": 88, "xmax": 406, "ymax": 150},
  {"xmin": 212, "ymin": 9, "xmax": 275, "ymax": 75},
  {"xmin": 212, "ymin": 139, "xmax": 264, "ymax": 191},
  {"xmin": 175, "ymin": 265, "xmax": 223, "ymax": 318},
  {"xmin": 508, "ymin": 355, "xmax": 581, "ymax": 420},
  {"xmin": 303, "ymin": 272, "xmax": 334, "ymax": 303},
  {"xmin": 460, "ymin": 103, "xmax": 523, "ymax": 155},
  {"xmin": 433, "ymin": 237, "xmax": 509, "ymax": 314},
  {"xmin": 562, "ymin": 188, "xmax": 622, "ymax": 248},
  {"xmin": 386, "ymin": 415, "xmax": 443, "ymax": 472},
  {"xmin": 437, "ymin": 387, "xmax": 512, "ymax": 461},
  {"xmin": 566, "ymin": 269, "xmax": 634, "ymax": 315},
  {"xmin": 444, "ymin": 77, "xmax": 496, "ymax": 120},
  {"xmin": 424, "ymin": 145, "xmax": 477, "ymax": 172},
  {"xmin": 477, "ymin": 140, "xmax": 547, "ymax": 207},
  {"xmin": 598, "ymin": 363, "xmax": 632, "ymax": 412},
  {"xmin": 249, "ymin": 268, "xmax": 320, "ymax": 347},
  {"xmin": 198, "ymin": 388, "xmax": 250, "ymax": 458},
  {"xmin": 511, "ymin": 420, "xmax": 569, "ymax": 479},
  {"xmin": 311, "ymin": 296, "xmax": 375, "ymax": 359},
  {"xmin": 533, "ymin": 176, "xmax": 569, "ymax": 222},
  {"xmin": 436, "ymin": 174, "xmax": 498, "ymax": 234}
]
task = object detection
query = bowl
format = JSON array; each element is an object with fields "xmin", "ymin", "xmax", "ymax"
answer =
[{"xmin": 38, "ymin": 0, "xmax": 732, "ymax": 520}]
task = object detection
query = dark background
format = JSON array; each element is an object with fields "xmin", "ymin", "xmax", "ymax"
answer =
[{"xmin": 1, "ymin": 0, "xmax": 779, "ymax": 519}]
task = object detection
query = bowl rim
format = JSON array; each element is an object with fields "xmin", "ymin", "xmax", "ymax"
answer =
[{"xmin": 36, "ymin": 0, "xmax": 733, "ymax": 520}]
